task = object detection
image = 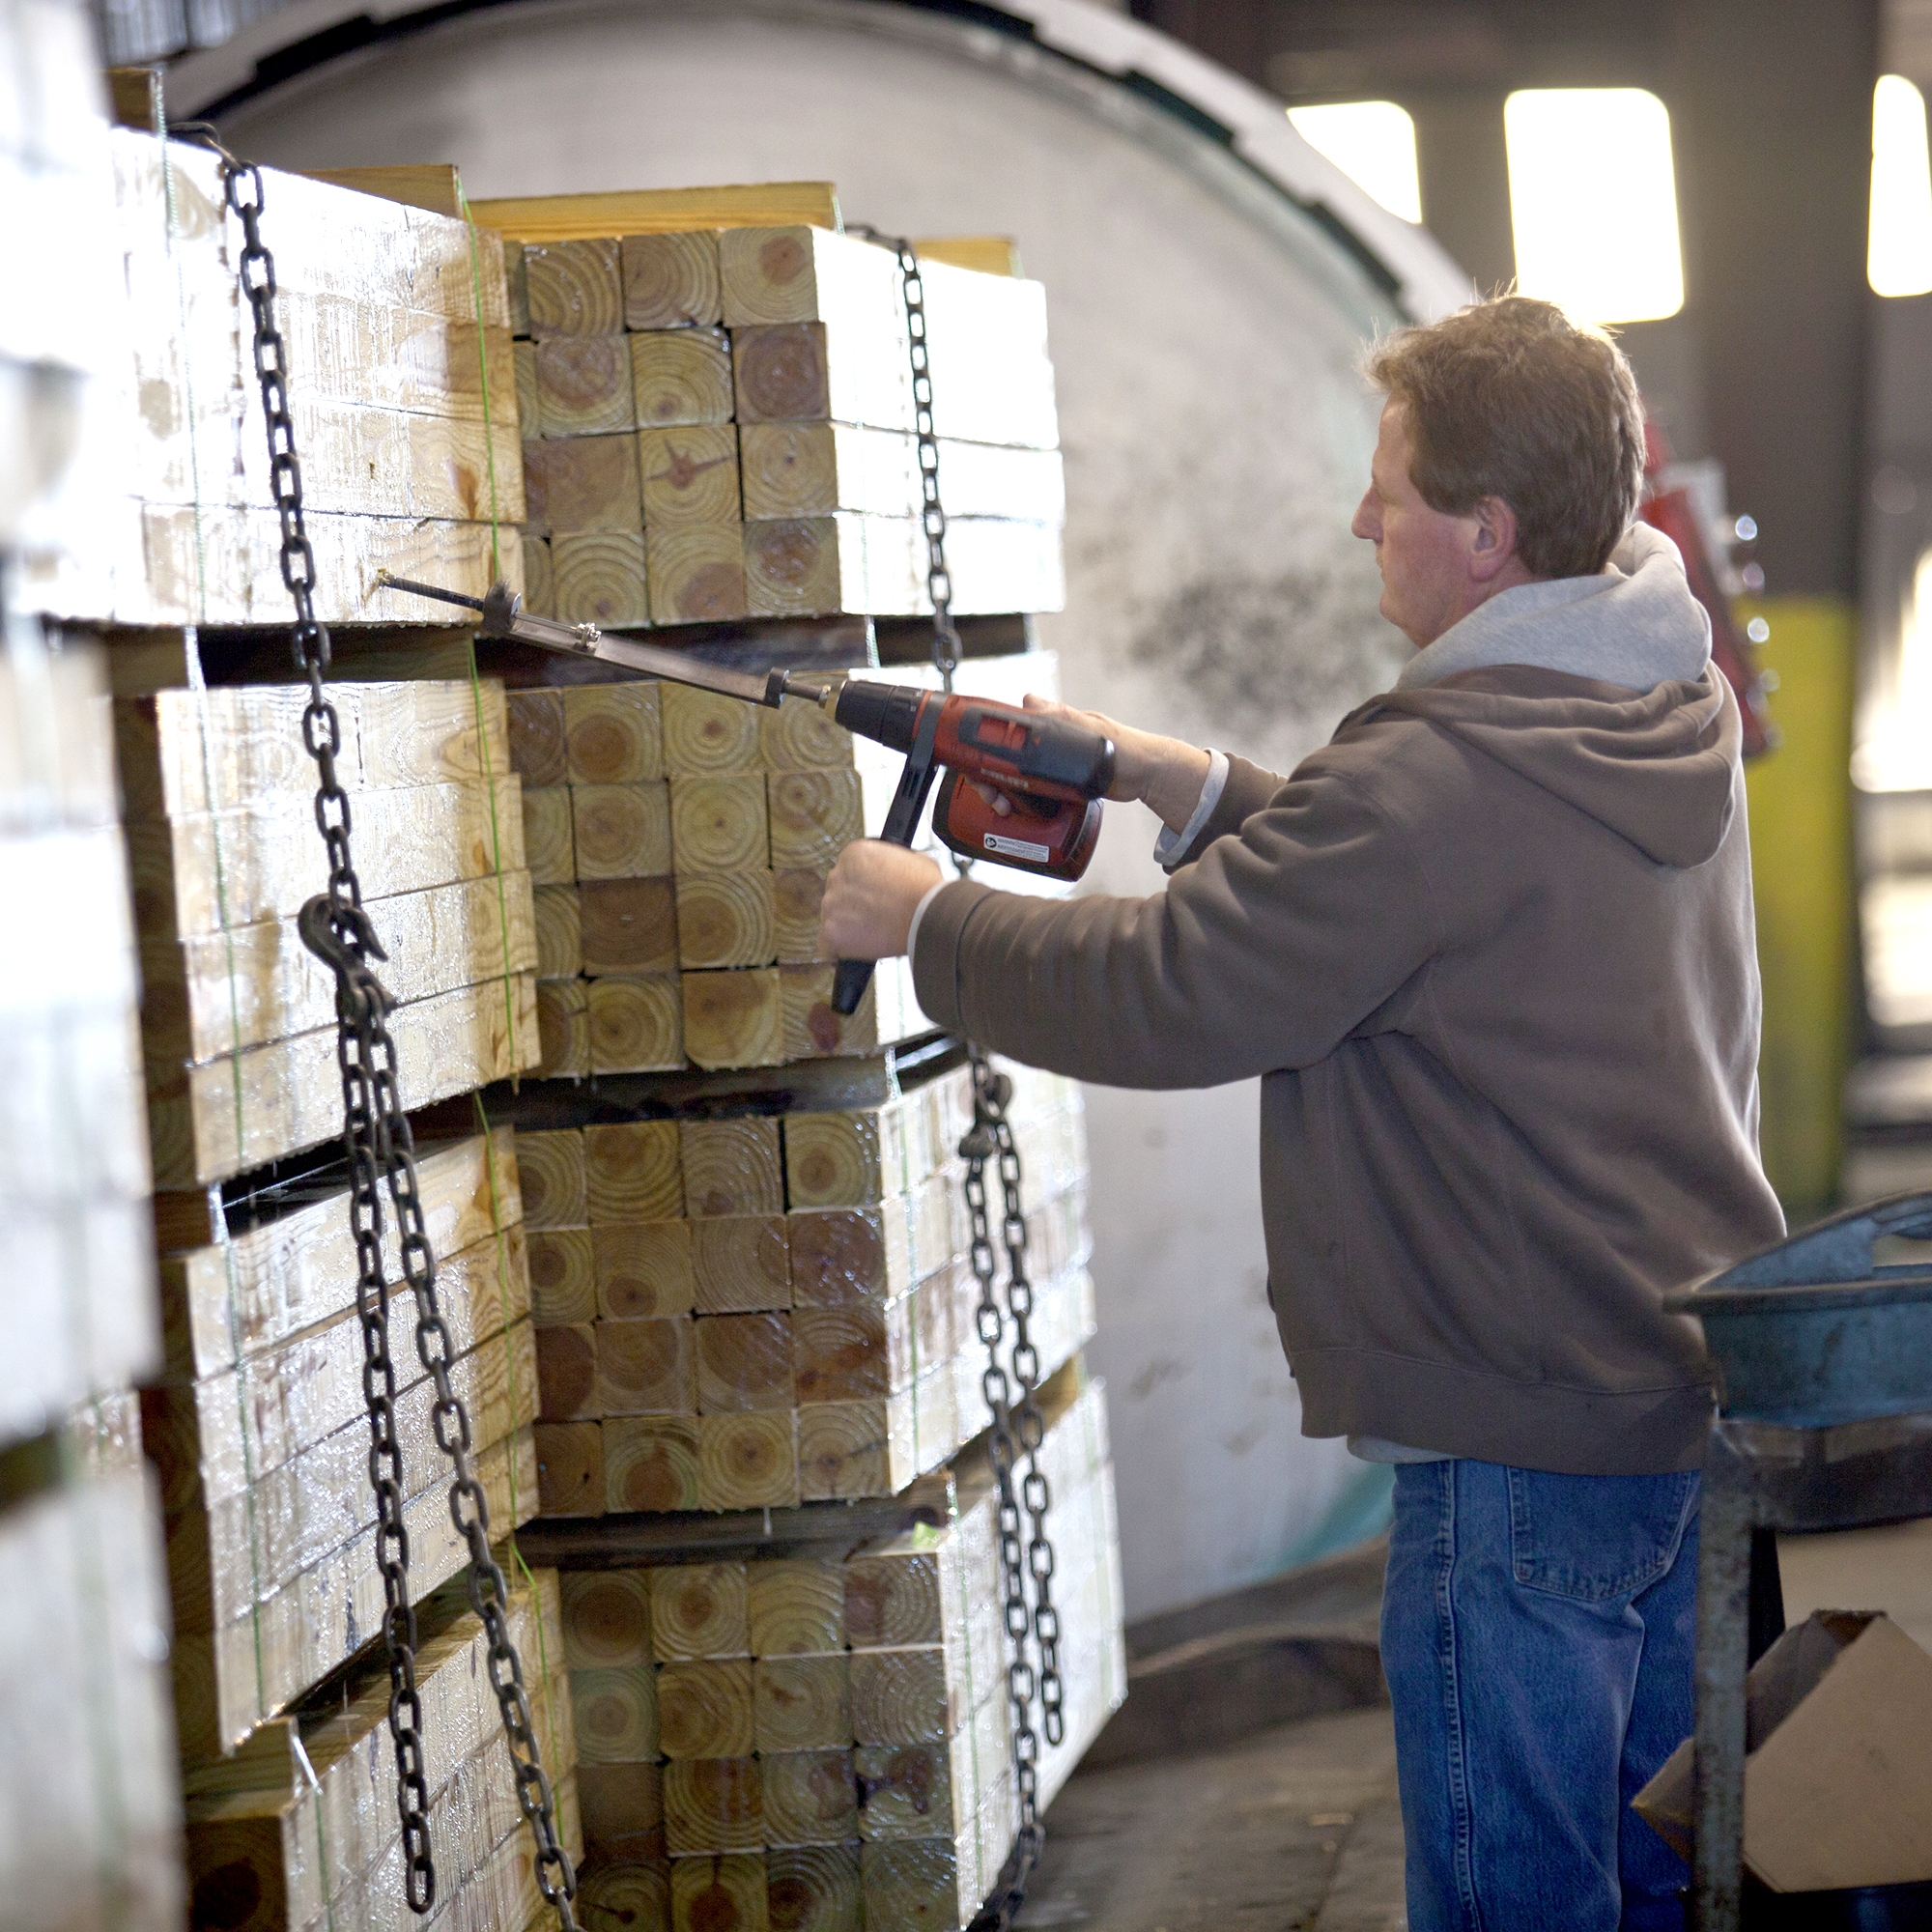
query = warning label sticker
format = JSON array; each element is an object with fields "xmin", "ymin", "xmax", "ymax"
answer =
[{"xmin": 983, "ymin": 831, "xmax": 1050, "ymax": 863}]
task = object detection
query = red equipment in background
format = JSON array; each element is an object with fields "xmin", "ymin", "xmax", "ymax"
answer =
[{"xmin": 1639, "ymin": 421, "xmax": 1776, "ymax": 757}]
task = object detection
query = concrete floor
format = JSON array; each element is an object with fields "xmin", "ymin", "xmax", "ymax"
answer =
[
  {"xmin": 1009, "ymin": 1508, "xmax": 1932, "ymax": 1932},
  {"xmin": 1018, "ymin": 1706, "xmax": 1406, "ymax": 1932}
]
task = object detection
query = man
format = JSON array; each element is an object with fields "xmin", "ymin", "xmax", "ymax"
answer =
[{"xmin": 820, "ymin": 297, "xmax": 1785, "ymax": 1931}]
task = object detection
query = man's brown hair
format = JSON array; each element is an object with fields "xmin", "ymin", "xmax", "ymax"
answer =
[{"xmin": 1364, "ymin": 297, "xmax": 1645, "ymax": 580}]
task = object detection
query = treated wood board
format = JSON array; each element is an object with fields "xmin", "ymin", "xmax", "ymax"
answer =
[
  {"xmin": 146, "ymin": 969, "xmax": 540, "ymax": 1188},
  {"xmin": 731, "ymin": 320, "xmax": 911, "ymax": 435},
  {"xmin": 0, "ymin": 1470, "xmax": 185, "ymax": 1932},
  {"xmin": 149, "ymin": 1220, "xmax": 528, "ymax": 1513},
  {"xmin": 622, "ymin": 230, "xmax": 724, "ymax": 329},
  {"xmin": 647, "ymin": 524, "xmax": 748, "ymax": 625},
  {"xmin": 184, "ymin": 1567, "xmax": 576, "ymax": 1932},
  {"xmin": 737, "ymin": 422, "xmax": 1064, "ymax": 526},
  {"xmin": 115, "ymin": 677, "xmax": 512, "ymax": 820},
  {"xmin": 161, "ymin": 1319, "xmax": 537, "ymax": 1636},
  {"xmin": 553, "ymin": 529, "xmax": 649, "ymax": 627},
  {"xmin": 536, "ymin": 331, "xmax": 637, "ymax": 436},
  {"xmin": 0, "ymin": 823, "xmax": 138, "ymax": 1021},
  {"xmin": 298, "ymin": 162, "xmax": 465, "ymax": 218},
  {"xmin": 913, "ymin": 235, "xmax": 1023, "ymax": 277},
  {"xmin": 747, "ymin": 512, "xmax": 1063, "ymax": 619},
  {"xmin": 630, "ymin": 326, "xmax": 735, "ymax": 427},
  {"xmin": 156, "ymin": 1127, "xmax": 521, "ymax": 1378},
  {"xmin": 132, "ymin": 393, "xmax": 527, "ymax": 523},
  {"xmin": 0, "ymin": 636, "xmax": 118, "ymax": 830},
  {"xmin": 143, "ymin": 866, "xmax": 536, "ymax": 1065},
  {"xmin": 469, "ymin": 183, "xmax": 839, "ymax": 242},
  {"xmin": 171, "ymin": 1425, "xmax": 540, "ymax": 1759},
  {"xmin": 64, "ymin": 498, "xmax": 519, "ymax": 628},
  {"xmin": 126, "ymin": 772, "xmax": 524, "ymax": 938},
  {"xmin": 115, "ymin": 130, "xmax": 510, "ymax": 327},
  {"xmin": 719, "ymin": 225, "xmax": 905, "ymax": 331}
]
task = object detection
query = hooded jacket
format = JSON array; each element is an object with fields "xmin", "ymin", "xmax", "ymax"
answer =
[{"xmin": 911, "ymin": 526, "xmax": 1786, "ymax": 1474}]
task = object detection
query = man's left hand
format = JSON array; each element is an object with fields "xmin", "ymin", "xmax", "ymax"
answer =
[{"xmin": 820, "ymin": 841, "xmax": 944, "ymax": 959}]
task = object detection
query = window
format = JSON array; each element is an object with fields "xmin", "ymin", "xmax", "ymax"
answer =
[
  {"xmin": 1503, "ymin": 88, "xmax": 1685, "ymax": 323},
  {"xmin": 1869, "ymin": 74, "xmax": 1932, "ymax": 298},
  {"xmin": 1288, "ymin": 100, "xmax": 1423, "ymax": 224}
]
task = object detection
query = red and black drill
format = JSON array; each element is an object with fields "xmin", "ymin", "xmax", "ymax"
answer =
[{"xmin": 378, "ymin": 574, "xmax": 1116, "ymax": 1014}]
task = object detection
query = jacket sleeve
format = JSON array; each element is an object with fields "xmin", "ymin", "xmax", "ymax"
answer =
[
  {"xmin": 1167, "ymin": 753, "xmax": 1287, "ymax": 868},
  {"xmin": 910, "ymin": 754, "xmax": 1441, "ymax": 1090}
]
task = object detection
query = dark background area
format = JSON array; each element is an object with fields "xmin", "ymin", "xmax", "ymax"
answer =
[{"xmin": 1131, "ymin": 0, "xmax": 1881, "ymax": 602}]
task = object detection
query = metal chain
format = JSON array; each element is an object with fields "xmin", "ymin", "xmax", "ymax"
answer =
[
  {"xmin": 185, "ymin": 128, "xmax": 579, "ymax": 1927},
  {"xmin": 863, "ymin": 224, "xmax": 1064, "ymax": 1928},
  {"xmin": 852, "ymin": 227, "xmax": 960, "ymax": 688}
]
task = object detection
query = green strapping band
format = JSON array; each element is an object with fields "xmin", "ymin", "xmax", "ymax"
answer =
[
  {"xmin": 157, "ymin": 75, "xmax": 268, "ymax": 1722},
  {"xmin": 459, "ymin": 188, "xmax": 504, "ymax": 580},
  {"xmin": 455, "ymin": 184, "xmax": 522, "ymax": 1083},
  {"xmin": 470, "ymin": 1093, "xmax": 564, "ymax": 1781}
]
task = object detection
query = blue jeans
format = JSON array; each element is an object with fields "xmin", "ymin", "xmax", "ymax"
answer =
[{"xmin": 1382, "ymin": 1459, "xmax": 1700, "ymax": 1932}]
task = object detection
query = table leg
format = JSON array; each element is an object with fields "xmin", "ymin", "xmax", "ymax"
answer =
[{"xmin": 1692, "ymin": 1430, "xmax": 1754, "ymax": 1932}]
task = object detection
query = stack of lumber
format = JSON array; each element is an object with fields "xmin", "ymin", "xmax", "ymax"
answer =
[
  {"xmin": 2, "ymin": 634, "xmax": 157, "ymax": 1426},
  {"xmin": 485, "ymin": 187, "xmax": 1063, "ymax": 627},
  {"xmin": 524, "ymin": 1059, "xmax": 1095, "ymax": 1519},
  {"xmin": 122, "ymin": 674, "xmax": 540, "ymax": 1187},
  {"xmin": 182, "ymin": 1562, "xmax": 582, "ymax": 1932},
  {"xmin": 1, "ymin": 1419, "xmax": 185, "ymax": 1932},
  {"xmin": 554, "ymin": 1358, "xmax": 1123, "ymax": 1931},
  {"xmin": 1, "ymin": 0, "xmax": 121, "ymax": 587},
  {"xmin": 19, "ymin": 135, "xmax": 525, "ymax": 624},
  {"xmin": 146, "ymin": 1126, "xmax": 542, "ymax": 1758},
  {"xmin": 511, "ymin": 651, "xmax": 1057, "ymax": 1075},
  {"xmin": 0, "ymin": 619, "xmax": 184, "ymax": 1927}
]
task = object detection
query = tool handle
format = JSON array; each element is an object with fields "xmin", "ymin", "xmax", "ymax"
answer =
[
  {"xmin": 830, "ymin": 695, "xmax": 945, "ymax": 1018},
  {"xmin": 830, "ymin": 956, "xmax": 874, "ymax": 1017}
]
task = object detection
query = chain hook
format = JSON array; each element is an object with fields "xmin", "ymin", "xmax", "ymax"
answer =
[{"xmin": 297, "ymin": 893, "xmax": 388, "ymax": 971}]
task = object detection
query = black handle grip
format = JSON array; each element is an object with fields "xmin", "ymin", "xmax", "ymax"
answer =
[{"xmin": 831, "ymin": 955, "xmax": 874, "ymax": 1016}]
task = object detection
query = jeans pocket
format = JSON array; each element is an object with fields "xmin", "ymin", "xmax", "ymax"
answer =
[{"xmin": 1506, "ymin": 1466, "xmax": 1697, "ymax": 1603}]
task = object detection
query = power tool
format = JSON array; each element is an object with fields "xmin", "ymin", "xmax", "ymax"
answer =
[{"xmin": 378, "ymin": 576, "xmax": 1115, "ymax": 1015}]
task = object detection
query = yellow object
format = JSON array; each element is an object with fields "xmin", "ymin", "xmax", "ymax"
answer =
[
  {"xmin": 301, "ymin": 164, "xmax": 464, "ymax": 218},
  {"xmin": 914, "ymin": 236, "xmax": 1023, "ymax": 277},
  {"xmin": 468, "ymin": 182, "xmax": 839, "ymax": 241},
  {"xmin": 1741, "ymin": 595, "xmax": 1858, "ymax": 1212}
]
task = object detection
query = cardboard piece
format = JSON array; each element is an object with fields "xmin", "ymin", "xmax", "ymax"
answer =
[{"xmin": 1634, "ymin": 1611, "xmax": 1932, "ymax": 1891}]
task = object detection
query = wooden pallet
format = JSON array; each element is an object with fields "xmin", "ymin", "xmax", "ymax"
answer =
[
  {"xmin": 518, "ymin": 1061, "xmax": 1095, "ymax": 1517},
  {"xmin": 118, "ymin": 676, "xmax": 542, "ymax": 1187},
  {"xmin": 183, "ymin": 1562, "xmax": 582, "ymax": 1932},
  {"xmin": 18, "ymin": 133, "xmax": 523, "ymax": 625},
  {"xmin": 484, "ymin": 196, "xmax": 1063, "ymax": 628},
  {"xmin": 552, "ymin": 1360, "xmax": 1124, "ymax": 1931}
]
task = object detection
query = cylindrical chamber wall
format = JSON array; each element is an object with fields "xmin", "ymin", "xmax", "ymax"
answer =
[{"xmin": 195, "ymin": 0, "xmax": 1467, "ymax": 1619}]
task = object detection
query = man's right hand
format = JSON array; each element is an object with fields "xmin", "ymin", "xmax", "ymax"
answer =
[{"xmin": 1019, "ymin": 694, "xmax": 1214, "ymax": 836}]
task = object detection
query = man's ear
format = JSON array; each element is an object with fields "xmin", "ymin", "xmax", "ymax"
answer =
[{"xmin": 1468, "ymin": 496, "xmax": 1520, "ymax": 583}]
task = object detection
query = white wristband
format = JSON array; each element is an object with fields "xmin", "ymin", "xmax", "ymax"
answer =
[
  {"xmin": 1152, "ymin": 749, "xmax": 1230, "ymax": 872},
  {"xmin": 904, "ymin": 877, "xmax": 949, "ymax": 966}
]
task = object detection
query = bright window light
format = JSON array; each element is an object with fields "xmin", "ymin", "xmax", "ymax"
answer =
[
  {"xmin": 1503, "ymin": 89, "xmax": 1685, "ymax": 323},
  {"xmin": 1855, "ymin": 545, "xmax": 1932, "ymax": 790},
  {"xmin": 1288, "ymin": 101, "xmax": 1423, "ymax": 224},
  {"xmin": 1869, "ymin": 74, "xmax": 1932, "ymax": 297}
]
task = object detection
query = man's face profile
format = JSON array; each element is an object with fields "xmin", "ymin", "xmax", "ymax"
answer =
[{"xmin": 1351, "ymin": 399, "xmax": 1523, "ymax": 650}]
